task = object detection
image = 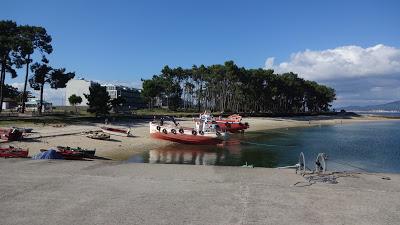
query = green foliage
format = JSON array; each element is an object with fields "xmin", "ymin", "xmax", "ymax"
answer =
[
  {"xmin": 84, "ymin": 83, "xmax": 111, "ymax": 116},
  {"xmin": 141, "ymin": 61, "xmax": 336, "ymax": 113},
  {"xmin": 68, "ymin": 94, "xmax": 82, "ymax": 113},
  {"xmin": 68, "ymin": 94, "xmax": 82, "ymax": 106},
  {"xmin": 3, "ymin": 84, "xmax": 20, "ymax": 99},
  {"xmin": 29, "ymin": 61, "xmax": 75, "ymax": 114},
  {"xmin": 0, "ymin": 20, "xmax": 54, "ymax": 113},
  {"xmin": 110, "ymin": 96, "xmax": 125, "ymax": 112}
]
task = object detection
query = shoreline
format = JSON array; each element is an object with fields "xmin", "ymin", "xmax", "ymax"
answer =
[{"xmin": 1, "ymin": 115, "xmax": 399, "ymax": 161}]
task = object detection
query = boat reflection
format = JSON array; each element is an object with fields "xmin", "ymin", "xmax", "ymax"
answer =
[
  {"xmin": 127, "ymin": 137, "xmax": 280, "ymax": 167},
  {"xmin": 148, "ymin": 144, "xmax": 227, "ymax": 165}
]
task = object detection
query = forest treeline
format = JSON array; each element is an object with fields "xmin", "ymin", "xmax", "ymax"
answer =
[{"xmin": 142, "ymin": 61, "xmax": 336, "ymax": 113}]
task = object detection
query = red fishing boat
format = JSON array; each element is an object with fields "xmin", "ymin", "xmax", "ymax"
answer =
[
  {"xmin": 149, "ymin": 116, "xmax": 228, "ymax": 145},
  {"xmin": 0, "ymin": 128, "xmax": 23, "ymax": 141},
  {"xmin": 197, "ymin": 113, "xmax": 249, "ymax": 133},
  {"xmin": 101, "ymin": 126, "xmax": 133, "ymax": 137},
  {"xmin": 215, "ymin": 114, "xmax": 249, "ymax": 133},
  {"xmin": 0, "ymin": 146, "xmax": 29, "ymax": 158}
]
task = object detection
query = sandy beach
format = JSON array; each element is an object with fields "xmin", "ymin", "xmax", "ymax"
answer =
[{"xmin": 1, "ymin": 115, "xmax": 396, "ymax": 160}]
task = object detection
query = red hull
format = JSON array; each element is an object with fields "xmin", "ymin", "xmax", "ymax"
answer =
[
  {"xmin": 216, "ymin": 121, "xmax": 249, "ymax": 132},
  {"xmin": 151, "ymin": 132, "xmax": 223, "ymax": 145},
  {"xmin": 101, "ymin": 126, "xmax": 132, "ymax": 136},
  {"xmin": 0, "ymin": 148, "xmax": 29, "ymax": 158}
]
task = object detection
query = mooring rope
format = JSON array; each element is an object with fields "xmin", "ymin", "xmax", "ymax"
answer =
[{"xmin": 239, "ymin": 140, "xmax": 296, "ymax": 147}]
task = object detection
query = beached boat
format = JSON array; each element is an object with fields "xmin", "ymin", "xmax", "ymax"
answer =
[
  {"xmin": 57, "ymin": 146, "xmax": 96, "ymax": 158},
  {"xmin": 87, "ymin": 132, "xmax": 110, "ymax": 140},
  {"xmin": 57, "ymin": 149, "xmax": 84, "ymax": 160},
  {"xmin": 215, "ymin": 114, "xmax": 249, "ymax": 133},
  {"xmin": 0, "ymin": 128, "xmax": 23, "ymax": 141},
  {"xmin": 149, "ymin": 116, "xmax": 228, "ymax": 145},
  {"xmin": 197, "ymin": 113, "xmax": 249, "ymax": 133},
  {"xmin": 101, "ymin": 126, "xmax": 132, "ymax": 137},
  {"xmin": 82, "ymin": 130, "xmax": 110, "ymax": 140},
  {"xmin": 12, "ymin": 127, "xmax": 33, "ymax": 133},
  {"xmin": 0, "ymin": 146, "xmax": 29, "ymax": 158}
]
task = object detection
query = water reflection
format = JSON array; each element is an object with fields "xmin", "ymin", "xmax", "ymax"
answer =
[
  {"xmin": 149, "ymin": 146, "xmax": 224, "ymax": 165},
  {"xmin": 128, "ymin": 141, "xmax": 281, "ymax": 167}
]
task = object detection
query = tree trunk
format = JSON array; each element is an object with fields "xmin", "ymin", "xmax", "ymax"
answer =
[
  {"xmin": 0, "ymin": 60, "xmax": 6, "ymax": 113},
  {"xmin": 39, "ymin": 83, "xmax": 44, "ymax": 115},
  {"xmin": 21, "ymin": 54, "xmax": 30, "ymax": 113}
]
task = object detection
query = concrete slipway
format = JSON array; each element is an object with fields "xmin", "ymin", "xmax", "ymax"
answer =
[{"xmin": 0, "ymin": 159, "xmax": 399, "ymax": 225}]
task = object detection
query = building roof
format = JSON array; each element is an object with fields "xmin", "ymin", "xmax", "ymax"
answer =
[{"xmin": 26, "ymin": 99, "xmax": 52, "ymax": 104}]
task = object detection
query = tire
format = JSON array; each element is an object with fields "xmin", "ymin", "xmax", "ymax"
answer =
[
  {"xmin": 179, "ymin": 128, "xmax": 184, "ymax": 134},
  {"xmin": 199, "ymin": 131, "xmax": 204, "ymax": 135},
  {"xmin": 162, "ymin": 129, "xmax": 168, "ymax": 134},
  {"xmin": 216, "ymin": 131, "xmax": 221, "ymax": 137},
  {"xmin": 192, "ymin": 130, "xmax": 197, "ymax": 136},
  {"xmin": 226, "ymin": 123, "xmax": 231, "ymax": 128},
  {"xmin": 156, "ymin": 126, "xmax": 161, "ymax": 131},
  {"xmin": 171, "ymin": 129, "xmax": 177, "ymax": 134}
]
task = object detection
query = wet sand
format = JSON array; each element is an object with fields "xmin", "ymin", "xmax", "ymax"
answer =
[{"xmin": 1, "ymin": 115, "xmax": 397, "ymax": 160}]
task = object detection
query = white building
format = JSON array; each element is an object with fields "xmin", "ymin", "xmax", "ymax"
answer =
[{"xmin": 65, "ymin": 78, "xmax": 94, "ymax": 106}]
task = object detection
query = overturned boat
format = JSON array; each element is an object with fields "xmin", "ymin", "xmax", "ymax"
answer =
[{"xmin": 150, "ymin": 116, "xmax": 228, "ymax": 145}]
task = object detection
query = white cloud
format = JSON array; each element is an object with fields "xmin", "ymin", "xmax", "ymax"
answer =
[
  {"xmin": 10, "ymin": 82, "xmax": 66, "ymax": 106},
  {"xmin": 265, "ymin": 44, "xmax": 400, "ymax": 81}
]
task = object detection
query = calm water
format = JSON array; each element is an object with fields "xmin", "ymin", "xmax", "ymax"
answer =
[{"xmin": 128, "ymin": 121, "xmax": 400, "ymax": 173}]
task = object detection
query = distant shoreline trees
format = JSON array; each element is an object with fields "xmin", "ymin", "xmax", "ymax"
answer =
[{"xmin": 141, "ymin": 61, "xmax": 336, "ymax": 113}]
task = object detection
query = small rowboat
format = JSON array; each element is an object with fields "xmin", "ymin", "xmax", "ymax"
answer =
[
  {"xmin": 57, "ymin": 149, "xmax": 84, "ymax": 160},
  {"xmin": 12, "ymin": 127, "xmax": 33, "ymax": 133},
  {"xmin": 101, "ymin": 126, "xmax": 132, "ymax": 137},
  {"xmin": 0, "ymin": 146, "xmax": 29, "ymax": 158},
  {"xmin": 0, "ymin": 128, "xmax": 23, "ymax": 141},
  {"xmin": 40, "ymin": 148, "xmax": 85, "ymax": 160},
  {"xmin": 86, "ymin": 132, "xmax": 110, "ymax": 140},
  {"xmin": 215, "ymin": 114, "xmax": 249, "ymax": 133},
  {"xmin": 57, "ymin": 146, "xmax": 96, "ymax": 158}
]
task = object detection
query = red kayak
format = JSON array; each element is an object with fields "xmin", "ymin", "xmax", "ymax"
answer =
[
  {"xmin": 0, "ymin": 128, "xmax": 23, "ymax": 141},
  {"xmin": 0, "ymin": 147, "xmax": 29, "ymax": 158}
]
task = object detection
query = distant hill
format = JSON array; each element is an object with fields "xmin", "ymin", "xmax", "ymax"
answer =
[{"xmin": 340, "ymin": 100, "xmax": 400, "ymax": 112}]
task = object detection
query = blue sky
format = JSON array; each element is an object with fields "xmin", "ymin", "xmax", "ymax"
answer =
[{"xmin": 3, "ymin": 0, "xmax": 400, "ymax": 106}]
